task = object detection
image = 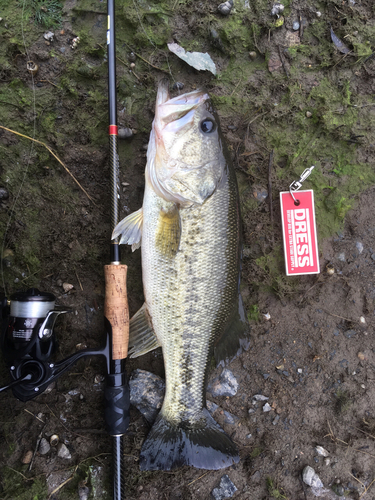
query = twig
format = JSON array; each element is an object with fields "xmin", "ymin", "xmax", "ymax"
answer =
[
  {"xmin": 6, "ymin": 466, "xmax": 31, "ymax": 481},
  {"xmin": 122, "ymin": 41, "xmax": 170, "ymax": 74},
  {"xmin": 48, "ymin": 465, "xmax": 78, "ymax": 499},
  {"xmin": 188, "ymin": 471, "xmax": 210, "ymax": 486},
  {"xmin": 29, "ymin": 423, "xmax": 47, "ymax": 472},
  {"xmin": 24, "ymin": 408, "xmax": 45, "ymax": 423},
  {"xmin": 45, "ymin": 404, "xmax": 88, "ymax": 440},
  {"xmin": 360, "ymin": 478, "xmax": 375, "ymax": 499},
  {"xmin": 39, "ymin": 79, "xmax": 58, "ymax": 88},
  {"xmin": 0, "ymin": 126, "xmax": 96, "ymax": 206},
  {"xmin": 352, "ymin": 426, "xmax": 375, "ymax": 440},
  {"xmin": 74, "ymin": 268, "xmax": 84, "ymax": 291},
  {"xmin": 278, "ymin": 46, "xmax": 289, "ymax": 78},
  {"xmin": 246, "ymin": 112, "xmax": 268, "ymax": 135},
  {"xmin": 268, "ymin": 149, "xmax": 274, "ymax": 246},
  {"xmin": 348, "ymin": 472, "xmax": 365, "ymax": 487},
  {"xmin": 322, "ymin": 309, "xmax": 359, "ymax": 324}
]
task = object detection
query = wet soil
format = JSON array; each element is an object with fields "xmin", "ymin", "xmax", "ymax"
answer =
[{"xmin": 1, "ymin": 0, "xmax": 375, "ymax": 499}]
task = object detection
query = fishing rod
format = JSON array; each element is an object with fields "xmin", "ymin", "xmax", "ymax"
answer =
[{"xmin": 0, "ymin": 1, "xmax": 130, "ymax": 498}]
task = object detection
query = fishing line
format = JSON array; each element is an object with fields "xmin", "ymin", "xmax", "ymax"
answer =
[{"xmin": 1, "ymin": 0, "xmax": 38, "ymax": 295}]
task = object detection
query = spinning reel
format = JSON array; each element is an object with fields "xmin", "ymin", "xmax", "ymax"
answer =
[{"xmin": 0, "ymin": 288, "xmax": 110, "ymax": 402}]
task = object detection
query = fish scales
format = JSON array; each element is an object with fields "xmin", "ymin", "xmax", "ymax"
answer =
[
  {"xmin": 142, "ymin": 166, "xmax": 239, "ymax": 423},
  {"xmin": 112, "ymin": 79, "xmax": 248, "ymax": 471}
]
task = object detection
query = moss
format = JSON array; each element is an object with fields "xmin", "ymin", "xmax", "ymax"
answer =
[{"xmin": 1, "ymin": 467, "xmax": 48, "ymax": 499}]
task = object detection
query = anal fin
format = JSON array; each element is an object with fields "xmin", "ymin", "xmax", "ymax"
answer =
[{"xmin": 129, "ymin": 303, "xmax": 161, "ymax": 358}]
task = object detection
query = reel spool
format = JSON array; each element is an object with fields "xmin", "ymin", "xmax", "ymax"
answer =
[{"xmin": 0, "ymin": 288, "xmax": 110, "ymax": 402}]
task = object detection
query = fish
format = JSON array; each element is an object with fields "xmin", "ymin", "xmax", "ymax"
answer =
[{"xmin": 112, "ymin": 79, "xmax": 249, "ymax": 471}]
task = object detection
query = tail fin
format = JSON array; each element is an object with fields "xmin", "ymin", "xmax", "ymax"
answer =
[{"xmin": 139, "ymin": 409, "xmax": 239, "ymax": 471}]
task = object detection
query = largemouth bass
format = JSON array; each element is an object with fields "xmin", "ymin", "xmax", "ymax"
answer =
[{"xmin": 112, "ymin": 79, "xmax": 248, "ymax": 471}]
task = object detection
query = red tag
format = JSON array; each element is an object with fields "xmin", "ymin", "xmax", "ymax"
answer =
[{"xmin": 280, "ymin": 190, "xmax": 320, "ymax": 276}]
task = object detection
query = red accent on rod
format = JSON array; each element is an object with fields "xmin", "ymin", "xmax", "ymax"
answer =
[{"xmin": 109, "ymin": 125, "xmax": 118, "ymax": 135}]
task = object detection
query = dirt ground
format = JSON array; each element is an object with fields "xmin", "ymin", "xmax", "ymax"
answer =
[{"xmin": 1, "ymin": 0, "xmax": 375, "ymax": 499}]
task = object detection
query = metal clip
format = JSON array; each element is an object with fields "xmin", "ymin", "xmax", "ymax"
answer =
[{"xmin": 289, "ymin": 166, "xmax": 315, "ymax": 204}]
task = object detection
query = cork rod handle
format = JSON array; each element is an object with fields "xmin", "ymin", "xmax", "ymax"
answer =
[{"xmin": 104, "ymin": 264, "xmax": 129, "ymax": 360}]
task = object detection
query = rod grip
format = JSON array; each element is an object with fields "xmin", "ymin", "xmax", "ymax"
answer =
[{"xmin": 104, "ymin": 265, "xmax": 129, "ymax": 360}]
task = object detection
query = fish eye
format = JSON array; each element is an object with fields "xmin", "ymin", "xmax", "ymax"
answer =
[{"xmin": 200, "ymin": 118, "xmax": 216, "ymax": 134}]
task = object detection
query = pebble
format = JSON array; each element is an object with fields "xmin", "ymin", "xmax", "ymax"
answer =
[
  {"xmin": 118, "ymin": 128, "xmax": 133, "ymax": 139},
  {"xmin": 43, "ymin": 31, "xmax": 54, "ymax": 41},
  {"xmin": 249, "ymin": 51, "xmax": 257, "ymax": 60},
  {"xmin": 292, "ymin": 21, "xmax": 300, "ymax": 30},
  {"xmin": 21, "ymin": 450, "xmax": 33, "ymax": 464},
  {"xmin": 332, "ymin": 484, "xmax": 345, "ymax": 496},
  {"xmin": 271, "ymin": 3, "xmax": 284, "ymax": 16},
  {"xmin": 356, "ymin": 242, "xmax": 364, "ymax": 254},
  {"xmin": 272, "ymin": 415, "xmax": 280, "ymax": 425},
  {"xmin": 207, "ymin": 368, "xmax": 238, "ymax": 397},
  {"xmin": 217, "ymin": 0, "xmax": 234, "ymax": 16},
  {"xmin": 315, "ymin": 445, "xmax": 329, "ymax": 457},
  {"xmin": 39, "ymin": 438, "xmax": 50, "ymax": 455},
  {"xmin": 128, "ymin": 52, "xmax": 136, "ymax": 62},
  {"xmin": 57, "ymin": 443, "xmax": 71, "ymax": 459},
  {"xmin": 253, "ymin": 394, "xmax": 269, "ymax": 401},
  {"xmin": 78, "ymin": 486, "xmax": 90, "ymax": 500},
  {"xmin": 371, "ymin": 253, "xmax": 375, "ymax": 261},
  {"xmin": 333, "ymin": 328, "xmax": 340, "ymax": 336},
  {"xmin": 360, "ymin": 316, "xmax": 366, "ymax": 324},
  {"xmin": 324, "ymin": 457, "xmax": 331, "ymax": 466},
  {"xmin": 263, "ymin": 403, "xmax": 272, "ymax": 412},
  {"xmin": 337, "ymin": 252, "xmax": 346, "ymax": 262},
  {"xmin": 0, "ymin": 187, "xmax": 9, "ymax": 200},
  {"xmin": 252, "ymin": 185, "xmax": 268, "ymax": 203},
  {"xmin": 62, "ymin": 282, "xmax": 74, "ymax": 292},
  {"xmin": 211, "ymin": 475, "xmax": 237, "ymax": 500},
  {"xmin": 172, "ymin": 81, "xmax": 184, "ymax": 91},
  {"xmin": 302, "ymin": 466, "xmax": 324, "ymax": 488},
  {"xmin": 344, "ymin": 329, "xmax": 356, "ymax": 339},
  {"xmin": 129, "ymin": 369, "xmax": 165, "ymax": 423},
  {"xmin": 306, "ymin": 111, "xmax": 312, "ymax": 118},
  {"xmin": 207, "ymin": 400, "xmax": 219, "ymax": 414},
  {"xmin": 223, "ymin": 411, "xmax": 237, "ymax": 424}
]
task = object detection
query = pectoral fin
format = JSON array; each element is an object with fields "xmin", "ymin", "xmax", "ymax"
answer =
[
  {"xmin": 155, "ymin": 205, "xmax": 181, "ymax": 258},
  {"xmin": 129, "ymin": 303, "xmax": 161, "ymax": 358},
  {"xmin": 112, "ymin": 208, "xmax": 143, "ymax": 250}
]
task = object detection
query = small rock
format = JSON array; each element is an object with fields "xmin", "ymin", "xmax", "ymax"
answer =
[
  {"xmin": 263, "ymin": 403, "xmax": 272, "ymax": 412},
  {"xmin": 315, "ymin": 446, "xmax": 329, "ymax": 457},
  {"xmin": 207, "ymin": 368, "xmax": 238, "ymax": 397},
  {"xmin": 118, "ymin": 127, "xmax": 133, "ymax": 139},
  {"xmin": 39, "ymin": 438, "xmax": 50, "ymax": 455},
  {"xmin": 356, "ymin": 242, "xmax": 363, "ymax": 254},
  {"xmin": 253, "ymin": 394, "xmax": 269, "ymax": 401},
  {"xmin": 43, "ymin": 31, "xmax": 54, "ymax": 41},
  {"xmin": 306, "ymin": 111, "xmax": 312, "ymax": 118},
  {"xmin": 357, "ymin": 352, "xmax": 365, "ymax": 360},
  {"xmin": 207, "ymin": 400, "xmax": 219, "ymax": 414},
  {"xmin": 263, "ymin": 312, "xmax": 271, "ymax": 321},
  {"xmin": 297, "ymin": 368, "xmax": 303, "ymax": 374},
  {"xmin": 332, "ymin": 484, "xmax": 345, "ymax": 496},
  {"xmin": 324, "ymin": 457, "xmax": 331, "ymax": 466},
  {"xmin": 128, "ymin": 52, "xmax": 136, "ymax": 62},
  {"xmin": 344, "ymin": 329, "xmax": 356, "ymax": 339},
  {"xmin": 22, "ymin": 450, "xmax": 33, "ymax": 464},
  {"xmin": 316, "ymin": 11, "xmax": 322, "ymax": 17},
  {"xmin": 223, "ymin": 411, "xmax": 238, "ymax": 424},
  {"xmin": 271, "ymin": 3, "xmax": 284, "ymax": 16},
  {"xmin": 371, "ymin": 253, "xmax": 375, "ymax": 261},
  {"xmin": 129, "ymin": 369, "xmax": 165, "ymax": 423},
  {"xmin": 57, "ymin": 443, "xmax": 71, "ymax": 459},
  {"xmin": 211, "ymin": 474, "xmax": 237, "ymax": 500},
  {"xmin": 246, "ymin": 433, "xmax": 252, "ymax": 439},
  {"xmin": 360, "ymin": 316, "xmax": 366, "ymax": 324},
  {"xmin": 337, "ymin": 252, "xmax": 346, "ymax": 262},
  {"xmin": 252, "ymin": 185, "xmax": 268, "ymax": 202},
  {"xmin": 302, "ymin": 466, "xmax": 324, "ymax": 488},
  {"xmin": 292, "ymin": 21, "xmax": 300, "ymax": 31},
  {"xmin": 172, "ymin": 81, "xmax": 184, "ymax": 91},
  {"xmin": 62, "ymin": 282, "xmax": 74, "ymax": 293},
  {"xmin": 361, "ymin": 384, "xmax": 365, "ymax": 389},
  {"xmin": 78, "ymin": 485, "xmax": 90, "ymax": 500},
  {"xmin": 248, "ymin": 408, "xmax": 255, "ymax": 414},
  {"xmin": 333, "ymin": 328, "xmax": 340, "ymax": 336},
  {"xmin": 249, "ymin": 51, "xmax": 257, "ymax": 60},
  {"xmin": 217, "ymin": 0, "xmax": 233, "ymax": 16},
  {"xmin": 0, "ymin": 187, "xmax": 9, "ymax": 200},
  {"xmin": 94, "ymin": 374, "xmax": 105, "ymax": 384},
  {"xmin": 272, "ymin": 415, "xmax": 280, "ymax": 425}
]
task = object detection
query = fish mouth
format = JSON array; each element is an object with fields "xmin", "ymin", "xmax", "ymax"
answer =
[{"xmin": 155, "ymin": 79, "xmax": 209, "ymax": 134}]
